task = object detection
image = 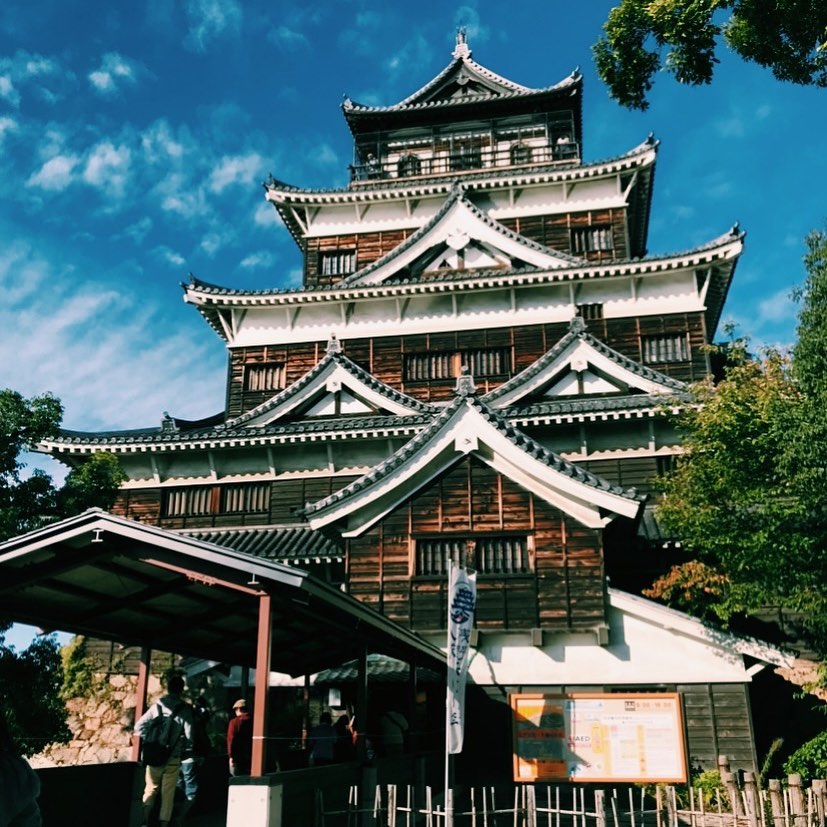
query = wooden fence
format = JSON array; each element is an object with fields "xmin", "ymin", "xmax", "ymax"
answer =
[{"xmin": 317, "ymin": 766, "xmax": 827, "ymax": 827}]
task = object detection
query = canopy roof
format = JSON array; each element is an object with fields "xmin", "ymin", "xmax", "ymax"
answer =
[{"xmin": 0, "ymin": 509, "xmax": 445, "ymax": 677}]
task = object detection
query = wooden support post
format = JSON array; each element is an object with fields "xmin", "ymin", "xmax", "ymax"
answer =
[
  {"xmin": 788, "ymin": 774, "xmax": 806, "ymax": 827},
  {"xmin": 812, "ymin": 779, "xmax": 827, "ymax": 827},
  {"xmin": 768, "ymin": 779, "xmax": 785, "ymax": 827},
  {"xmin": 130, "ymin": 646, "xmax": 151, "ymax": 762},
  {"xmin": 742, "ymin": 771, "xmax": 759, "ymax": 827},
  {"xmin": 594, "ymin": 789, "xmax": 605, "ymax": 827},
  {"xmin": 251, "ymin": 592, "xmax": 272, "ymax": 777}
]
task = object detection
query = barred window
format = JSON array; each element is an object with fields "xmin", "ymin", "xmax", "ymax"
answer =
[
  {"xmin": 571, "ymin": 226, "xmax": 613, "ymax": 254},
  {"xmin": 404, "ymin": 347, "xmax": 511, "ymax": 382},
  {"xmin": 244, "ymin": 363, "xmax": 286, "ymax": 392},
  {"xmin": 415, "ymin": 535, "xmax": 532, "ymax": 576},
  {"xmin": 163, "ymin": 483, "xmax": 270, "ymax": 517},
  {"xmin": 642, "ymin": 334, "xmax": 690, "ymax": 364},
  {"xmin": 319, "ymin": 250, "xmax": 356, "ymax": 277},
  {"xmin": 576, "ymin": 303, "xmax": 604, "ymax": 321}
]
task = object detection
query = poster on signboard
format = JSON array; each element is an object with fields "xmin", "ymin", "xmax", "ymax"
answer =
[{"xmin": 510, "ymin": 693, "xmax": 687, "ymax": 783}]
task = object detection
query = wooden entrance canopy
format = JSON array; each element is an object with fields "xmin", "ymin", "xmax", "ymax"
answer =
[{"xmin": 0, "ymin": 508, "xmax": 446, "ymax": 773}]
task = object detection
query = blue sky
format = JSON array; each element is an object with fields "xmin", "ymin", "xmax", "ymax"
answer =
[
  {"xmin": 0, "ymin": 1, "xmax": 825, "ymax": 650},
  {"xmin": 3, "ymin": 0, "xmax": 826, "ymax": 440}
]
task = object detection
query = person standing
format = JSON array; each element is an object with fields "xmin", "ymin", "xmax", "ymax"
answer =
[
  {"xmin": 0, "ymin": 706, "xmax": 42, "ymax": 827},
  {"xmin": 226, "ymin": 699, "xmax": 253, "ymax": 776},
  {"xmin": 173, "ymin": 695, "xmax": 211, "ymax": 826},
  {"xmin": 307, "ymin": 711, "xmax": 336, "ymax": 766},
  {"xmin": 135, "ymin": 674, "xmax": 193, "ymax": 827}
]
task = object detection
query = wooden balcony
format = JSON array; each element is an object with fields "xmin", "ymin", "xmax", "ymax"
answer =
[{"xmin": 349, "ymin": 140, "xmax": 580, "ymax": 184}]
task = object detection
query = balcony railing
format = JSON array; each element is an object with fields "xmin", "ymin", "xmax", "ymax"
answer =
[{"xmin": 349, "ymin": 140, "xmax": 580, "ymax": 184}]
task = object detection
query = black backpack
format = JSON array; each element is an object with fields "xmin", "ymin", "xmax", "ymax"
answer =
[{"xmin": 141, "ymin": 703, "xmax": 183, "ymax": 767}]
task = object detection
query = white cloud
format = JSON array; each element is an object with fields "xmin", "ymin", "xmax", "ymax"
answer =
[
  {"xmin": 88, "ymin": 52, "xmax": 139, "ymax": 95},
  {"xmin": 0, "ymin": 75, "xmax": 19, "ymax": 106},
  {"xmin": 253, "ymin": 201, "xmax": 280, "ymax": 227},
  {"xmin": 268, "ymin": 26, "xmax": 309, "ymax": 51},
  {"xmin": 0, "ymin": 237, "xmax": 224, "ymax": 430},
  {"xmin": 82, "ymin": 141, "xmax": 131, "ymax": 196},
  {"xmin": 208, "ymin": 152, "xmax": 265, "ymax": 192},
  {"xmin": 0, "ymin": 116, "xmax": 17, "ymax": 145},
  {"xmin": 26, "ymin": 153, "xmax": 79, "ymax": 191},
  {"xmin": 200, "ymin": 229, "xmax": 235, "ymax": 257},
  {"xmin": 153, "ymin": 245, "xmax": 186, "ymax": 267},
  {"xmin": 453, "ymin": 8, "xmax": 491, "ymax": 45},
  {"xmin": 308, "ymin": 143, "xmax": 338, "ymax": 168},
  {"xmin": 141, "ymin": 120, "xmax": 188, "ymax": 164},
  {"xmin": 124, "ymin": 217, "xmax": 153, "ymax": 244},
  {"xmin": 183, "ymin": 0, "xmax": 242, "ymax": 53},
  {"xmin": 239, "ymin": 251, "xmax": 275, "ymax": 269},
  {"xmin": 756, "ymin": 288, "xmax": 796, "ymax": 325}
]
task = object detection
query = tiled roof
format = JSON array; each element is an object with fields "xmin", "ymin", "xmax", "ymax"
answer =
[
  {"xmin": 304, "ymin": 393, "xmax": 641, "ymax": 518},
  {"xmin": 223, "ymin": 345, "xmax": 437, "ymax": 430},
  {"xmin": 184, "ymin": 221, "xmax": 740, "ymax": 303},
  {"xmin": 314, "ymin": 653, "xmax": 441, "ymax": 684},
  {"xmin": 177, "ymin": 525, "xmax": 343, "ymax": 562},
  {"xmin": 484, "ymin": 317, "xmax": 688, "ymax": 406},
  {"xmin": 339, "ymin": 183, "xmax": 580, "ymax": 287}
]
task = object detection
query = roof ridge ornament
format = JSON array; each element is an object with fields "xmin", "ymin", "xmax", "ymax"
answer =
[
  {"xmin": 326, "ymin": 334, "xmax": 343, "ymax": 354},
  {"xmin": 569, "ymin": 315, "xmax": 587, "ymax": 334},
  {"xmin": 160, "ymin": 412, "xmax": 178, "ymax": 434},
  {"xmin": 454, "ymin": 365, "xmax": 477, "ymax": 397},
  {"xmin": 453, "ymin": 27, "xmax": 471, "ymax": 60}
]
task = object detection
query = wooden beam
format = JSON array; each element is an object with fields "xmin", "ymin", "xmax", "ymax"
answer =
[
  {"xmin": 131, "ymin": 646, "xmax": 151, "ymax": 762},
  {"xmin": 252, "ymin": 592, "xmax": 272, "ymax": 776}
]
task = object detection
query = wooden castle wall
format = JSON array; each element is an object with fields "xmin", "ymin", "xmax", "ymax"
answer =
[
  {"xmin": 228, "ymin": 313, "xmax": 710, "ymax": 416},
  {"xmin": 301, "ymin": 207, "xmax": 628, "ymax": 288},
  {"xmin": 346, "ymin": 454, "xmax": 610, "ymax": 633}
]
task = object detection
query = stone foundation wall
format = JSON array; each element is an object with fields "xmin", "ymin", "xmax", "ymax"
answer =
[{"xmin": 30, "ymin": 673, "xmax": 165, "ymax": 768}]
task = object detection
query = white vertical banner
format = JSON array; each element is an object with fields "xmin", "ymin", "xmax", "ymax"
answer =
[{"xmin": 446, "ymin": 560, "xmax": 477, "ymax": 754}]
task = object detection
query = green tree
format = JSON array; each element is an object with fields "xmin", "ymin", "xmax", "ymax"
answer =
[
  {"xmin": 593, "ymin": 0, "xmax": 827, "ymax": 110},
  {"xmin": 0, "ymin": 388, "xmax": 126, "ymax": 755},
  {"xmin": 650, "ymin": 228, "xmax": 827, "ymax": 650}
]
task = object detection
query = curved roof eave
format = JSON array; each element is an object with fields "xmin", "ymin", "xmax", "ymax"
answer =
[{"xmin": 182, "ymin": 224, "xmax": 744, "ymax": 310}]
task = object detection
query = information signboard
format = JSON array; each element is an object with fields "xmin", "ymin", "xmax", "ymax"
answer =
[{"xmin": 510, "ymin": 693, "xmax": 687, "ymax": 783}]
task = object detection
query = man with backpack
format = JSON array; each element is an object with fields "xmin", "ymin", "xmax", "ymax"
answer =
[{"xmin": 134, "ymin": 674, "xmax": 193, "ymax": 827}]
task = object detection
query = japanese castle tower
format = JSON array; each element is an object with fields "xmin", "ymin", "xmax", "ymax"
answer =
[{"xmin": 45, "ymin": 33, "xmax": 779, "ymax": 776}]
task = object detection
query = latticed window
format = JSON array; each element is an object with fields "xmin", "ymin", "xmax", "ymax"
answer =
[
  {"xmin": 642, "ymin": 334, "xmax": 690, "ymax": 364},
  {"xmin": 415, "ymin": 535, "xmax": 532, "ymax": 576},
  {"xmin": 576, "ymin": 303, "xmax": 604, "ymax": 321},
  {"xmin": 163, "ymin": 483, "xmax": 270, "ymax": 517},
  {"xmin": 220, "ymin": 483, "xmax": 270, "ymax": 513},
  {"xmin": 244, "ymin": 363, "xmax": 286, "ymax": 392},
  {"xmin": 404, "ymin": 347, "xmax": 511, "ymax": 382},
  {"xmin": 319, "ymin": 250, "xmax": 356, "ymax": 277},
  {"xmin": 571, "ymin": 226, "xmax": 614, "ymax": 254}
]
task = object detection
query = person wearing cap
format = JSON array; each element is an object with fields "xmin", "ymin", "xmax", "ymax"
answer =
[{"xmin": 226, "ymin": 699, "xmax": 253, "ymax": 776}]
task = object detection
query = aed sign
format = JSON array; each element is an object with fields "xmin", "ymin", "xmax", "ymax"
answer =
[{"xmin": 510, "ymin": 693, "xmax": 687, "ymax": 783}]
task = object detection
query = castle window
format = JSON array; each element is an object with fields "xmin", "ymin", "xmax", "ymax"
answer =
[
  {"xmin": 576, "ymin": 303, "xmax": 604, "ymax": 321},
  {"xmin": 244, "ymin": 362, "xmax": 286, "ymax": 392},
  {"xmin": 449, "ymin": 142, "xmax": 482, "ymax": 171},
  {"xmin": 415, "ymin": 535, "xmax": 532, "ymax": 576},
  {"xmin": 319, "ymin": 250, "xmax": 356, "ymax": 277},
  {"xmin": 642, "ymin": 334, "xmax": 690, "ymax": 364},
  {"xmin": 163, "ymin": 483, "xmax": 270, "ymax": 518},
  {"xmin": 571, "ymin": 226, "xmax": 614, "ymax": 254},
  {"xmin": 397, "ymin": 153, "xmax": 422, "ymax": 178},
  {"xmin": 510, "ymin": 143, "xmax": 532, "ymax": 165},
  {"xmin": 404, "ymin": 347, "xmax": 512, "ymax": 382}
]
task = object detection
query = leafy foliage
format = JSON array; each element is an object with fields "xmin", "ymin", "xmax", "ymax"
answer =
[
  {"xmin": 652, "ymin": 228, "xmax": 827, "ymax": 652},
  {"xmin": 0, "ymin": 389, "xmax": 126, "ymax": 541},
  {"xmin": 0, "ymin": 388, "xmax": 127, "ymax": 756},
  {"xmin": 593, "ymin": 0, "xmax": 827, "ymax": 110},
  {"xmin": 784, "ymin": 729, "xmax": 827, "ymax": 782},
  {"xmin": 0, "ymin": 628, "xmax": 72, "ymax": 756}
]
